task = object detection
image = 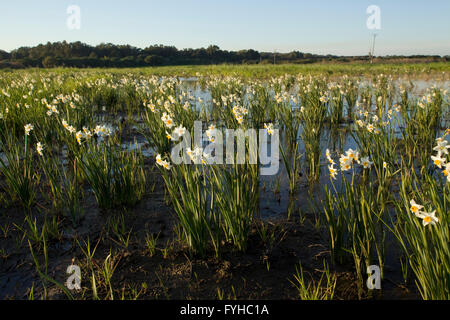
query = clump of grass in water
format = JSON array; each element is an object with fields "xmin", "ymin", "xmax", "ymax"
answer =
[
  {"xmin": 78, "ymin": 139, "xmax": 146, "ymax": 209},
  {"xmin": 156, "ymin": 154, "xmax": 215, "ymax": 257},
  {"xmin": 209, "ymin": 158, "xmax": 259, "ymax": 252},
  {"xmin": 322, "ymin": 156, "xmax": 386, "ymax": 298},
  {"xmin": 0, "ymin": 127, "xmax": 37, "ymax": 210},
  {"xmin": 389, "ymin": 167, "xmax": 449, "ymax": 300},
  {"xmin": 299, "ymin": 88, "xmax": 327, "ymax": 183}
]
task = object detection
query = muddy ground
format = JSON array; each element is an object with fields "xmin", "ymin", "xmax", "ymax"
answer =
[
  {"xmin": 0, "ymin": 122, "xmax": 420, "ymax": 300},
  {"xmin": 0, "ymin": 159, "xmax": 419, "ymax": 300}
]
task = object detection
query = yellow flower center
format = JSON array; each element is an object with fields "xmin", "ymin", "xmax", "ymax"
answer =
[
  {"xmin": 411, "ymin": 206, "xmax": 418, "ymax": 213},
  {"xmin": 424, "ymin": 216, "xmax": 431, "ymax": 223},
  {"xmin": 434, "ymin": 160, "xmax": 441, "ymax": 166}
]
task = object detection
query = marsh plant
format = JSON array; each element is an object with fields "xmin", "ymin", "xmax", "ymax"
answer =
[
  {"xmin": 209, "ymin": 157, "xmax": 260, "ymax": 252},
  {"xmin": 323, "ymin": 151, "xmax": 386, "ymax": 297},
  {"xmin": 156, "ymin": 155, "xmax": 214, "ymax": 257},
  {"xmin": 79, "ymin": 139, "xmax": 146, "ymax": 209},
  {"xmin": 0, "ymin": 68, "xmax": 449, "ymax": 300},
  {"xmin": 300, "ymin": 91, "xmax": 327, "ymax": 182},
  {"xmin": 0, "ymin": 126, "xmax": 37, "ymax": 209}
]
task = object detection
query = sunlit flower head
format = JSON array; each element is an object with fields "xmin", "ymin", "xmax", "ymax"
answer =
[
  {"xmin": 416, "ymin": 210, "xmax": 439, "ymax": 226},
  {"xmin": 328, "ymin": 165, "xmax": 338, "ymax": 180},
  {"xmin": 173, "ymin": 124, "xmax": 186, "ymax": 139},
  {"xmin": 155, "ymin": 154, "xmax": 171, "ymax": 170},
  {"xmin": 24, "ymin": 124, "xmax": 34, "ymax": 136},
  {"xmin": 345, "ymin": 149, "xmax": 357, "ymax": 161},
  {"xmin": 433, "ymin": 139, "xmax": 449, "ymax": 155},
  {"xmin": 75, "ymin": 131, "xmax": 85, "ymax": 145},
  {"xmin": 443, "ymin": 163, "xmax": 450, "ymax": 177},
  {"xmin": 340, "ymin": 158, "xmax": 352, "ymax": 171},
  {"xmin": 156, "ymin": 154, "xmax": 164, "ymax": 166},
  {"xmin": 36, "ymin": 142, "xmax": 44, "ymax": 156},
  {"xmin": 360, "ymin": 156, "xmax": 373, "ymax": 169},
  {"xmin": 409, "ymin": 199, "xmax": 424, "ymax": 216},
  {"xmin": 431, "ymin": 153, "xmax": 446, "ymax": 169},
  {"xmin": 264, "ymin": 123, "xmax": 274, "ymax": 135}
]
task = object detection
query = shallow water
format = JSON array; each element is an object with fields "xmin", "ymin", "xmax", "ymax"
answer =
[{"xmin": 143, "ymin": 78, "xmax": 450, "ymax": 219}]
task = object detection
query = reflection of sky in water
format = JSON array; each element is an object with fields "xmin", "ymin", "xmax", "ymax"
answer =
[
  {"xmin": 2, "ymin": 77, "xmax": 447, "ymax": 219},
  {"xmin": 165, "ymin": 78, "xmax": 450, "ymax": 218}
]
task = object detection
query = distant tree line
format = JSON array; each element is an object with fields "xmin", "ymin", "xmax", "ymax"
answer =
[{"xmin": 0, "ymin": 41, "xmax": 448, "ymax": 69}]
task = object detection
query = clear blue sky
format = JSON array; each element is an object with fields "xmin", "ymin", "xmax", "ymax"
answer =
[{"xmin": 0, "ymin": 0, "xmax": 449, "ymax": 55}]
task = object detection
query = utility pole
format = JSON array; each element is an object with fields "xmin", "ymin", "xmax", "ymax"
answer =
[{"xmin": 369, "ymin": 34, "xmax": 377, "ymax": 64}]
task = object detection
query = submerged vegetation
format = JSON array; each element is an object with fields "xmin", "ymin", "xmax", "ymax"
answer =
[{"xmin": 0, "ymin": 64, "xmax": 449, "ymax": 300}]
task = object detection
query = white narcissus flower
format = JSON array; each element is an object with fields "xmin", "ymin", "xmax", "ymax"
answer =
[
  {"xmin": 409, "ymin": 199, "xmax": 424, "ymax": 216},
  {"xmin": 416, "ymin": 210, "xmax": 439, "ymax": 226},
  {"xmin": 166, "ymin": 131, "xmax": 174, "ymax": 141},
  {"xmin": 360, "ymin": 156, "xmax": 373, "ymax": 169},
  {"xmin": 264, "ymin": 123, "xmax": 274, "ymax": 136},
  {"xmin": 443, "ymin": 162, "xmax": 450, "ymax": 176},
  {"xmin": 161, "ymin": 161, "xmax": 171, "ymax": 170},
  {"xmin": 62, "ymin": 119, "xmax": 69, "ymax": 129},
  {"xmin": 206, "ymin": 124, "xmax": 216, "ymax": 141},
  {"xmin": 340, "ymin": 158, "xmax": 352, "ymax": 171},
  {"xmin": 433, "ymin": 139, "xmax": 450, "ymax": 155},
  {"xmin": 36, "ymin": 142, "xmax": 44, "ymax": 156},
  {"xmin": 156, "ymin": 154, "xmax": 164, "ymax": 166},
  {"xmin": 326, "ymin": 149, "xmax": 336, "ymax": 165},
  {"xmin": 443, "ymin": 163, "xmax": 450, "ymax": 183},
  {"xmin": 75, "ymin": 131, "xmax": 85, "ymax": 145},
  {"xmin": 67, "ymin": 125, "xmax": 76, "ymax": 134},
  {"xmin": 172, "ymin": 124, "xmax": 186, "ymax": 139},
  {"xmin": 161, "ymin": 112, "xmax": 174, "ymax": 128},
  {"xmin": 353, "ymin": 151, "xmax": 360, "ymax": 164},
  {"xmin": 186, "ymin": 148, "xmax": 194, "ymax": 161},
  {"xmin": 155, "ymin": 154, "xmax": 171, "ymax": 170},
  {"xmin": 83, "ymin": 127, "xmax": 92, "ymax": 139},
  {"xmin": 328, "ymin": 165, "xmax": 338, "ymax": 180},
  {"xmin": 94, "ymin": 125, "xmax": 112, "ymax": 137},
  {"xmin": 345, "ymin": 149, "xmax": 359, "ymax": 164},
  {"xmin": 206, "ymin": 124, "xmax": 219, "ymax": 143},
  {"xmin": 24, "ymin": 123, "xmax": 34, "ymax": 135},
  {"xmin": 431, "ymin": 153, "xmax": 446, "ymax": 169}
]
